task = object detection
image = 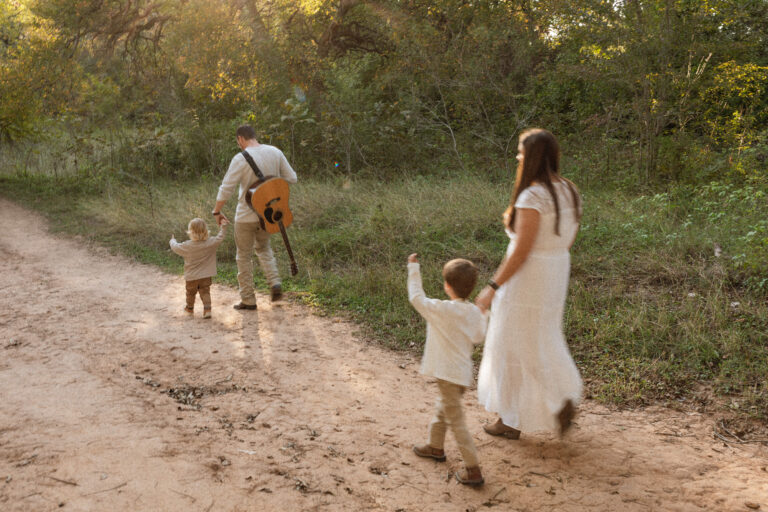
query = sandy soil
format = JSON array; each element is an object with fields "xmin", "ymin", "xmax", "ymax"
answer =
[{"xmin": 0, "ymin": 198, "xmax": 766, "ymax": 512}]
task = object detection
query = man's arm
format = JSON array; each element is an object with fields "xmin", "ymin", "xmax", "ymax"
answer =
[
  {"xmin": 213, "ymin": 155, "xmax": 241, "ymax": 224},
  {"xmin": 279, "ymin": 151, "xmax": 298, "ymax": 183}
]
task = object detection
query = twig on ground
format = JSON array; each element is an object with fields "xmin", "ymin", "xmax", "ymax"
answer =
[
  {"xmin": 715, "ymin": 421, "xmax": 768, "ymax": 445},
  {"xmin": 714, "ymin": 431, "xmax": 735, "ymax": 445},
  {"xmin": 719, "ymin": 420, "xmax": 744, "ymax": 442},
  {"xmin": 205, "ymin": 499, "xmax": 215, "ymax": 512},
  {"xmin": 48, "ymin": 476, "xmax": 78, "ymax": 486},
  {"xmin": 482, "ymin": 486, "xmax": 509, "ymax": 507},
  {"xmin": 654, "ymin": 431, "xmax": 694, "ymax": 438},
  {"xmin": 394, "ymin": 480, "xmax": 432, "ymax": 496},
  {"xmin": 170, "ymin": 489, "xmax": 196, "ymax": 502},
  {"xmin": 82, "ymin": 481, "xmax": 128, "ymax": 496},
  {"xmin": 16, "ymin": 455, "xmax": 37, "ymax": 467}
]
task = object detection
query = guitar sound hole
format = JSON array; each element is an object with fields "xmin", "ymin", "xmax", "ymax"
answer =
[{"xmin": 273, "ymin": 211, "xmax": 283, "ymax": 222}]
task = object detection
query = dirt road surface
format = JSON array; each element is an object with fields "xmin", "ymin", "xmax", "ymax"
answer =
[{"xmin": 0, "ymin": 198, "xmax": 766, "ymax": 511}]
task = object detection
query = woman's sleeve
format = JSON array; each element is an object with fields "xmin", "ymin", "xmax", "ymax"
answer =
[{"xmin": 514, "ymin": 187, "xmax": 545, "ymax": 213}]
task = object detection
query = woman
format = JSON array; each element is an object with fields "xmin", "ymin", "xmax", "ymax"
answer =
[{"xmin": 475, "ymin": 128, "xmax": 582, "ymax": 439}]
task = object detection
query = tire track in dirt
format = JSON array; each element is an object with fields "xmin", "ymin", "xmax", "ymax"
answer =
[{"xmin": 0, "ymin": 198, "xmax": 766, "ymax": 511}]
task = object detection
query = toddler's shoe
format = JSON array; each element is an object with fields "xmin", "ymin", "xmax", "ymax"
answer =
[
  {"xmin": 412, "ymin": 444, "xmax": 446, "ymax": 462},
  {"xmin": 203, "ymin": 309, "xmax": 211, "ymax": 319},
  {"xmin": 184, "ymin": 306, "xmax": 194, "ymax": 315},
  {"xmin": 233, "ymin": 302, "xmax": 257, "ymax": 310},
  {"xmin": 270, "ymin": 284, "xmax": 283, "ymax": 302},
  {"xmin": 455, "ymin": 466, "xmax": 484, "ymax": 486}
]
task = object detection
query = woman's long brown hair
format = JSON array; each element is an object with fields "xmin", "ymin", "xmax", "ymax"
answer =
[{"xmin": 505, "ymin": 128, "xmax": 582, "ymax": 234}]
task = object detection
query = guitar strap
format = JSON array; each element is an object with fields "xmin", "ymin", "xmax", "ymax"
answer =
[{"xmin": 241, "ymin": 150, "xmax": 266, "ymax": 183}]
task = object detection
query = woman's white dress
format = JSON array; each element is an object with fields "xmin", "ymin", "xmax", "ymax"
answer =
[{"xmin": 477, "ymin": 181, "xmax": 583, "ymax": 432}]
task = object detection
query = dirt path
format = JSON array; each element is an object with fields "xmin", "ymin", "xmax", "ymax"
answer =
[{"xmin": 0, "ymin": 198, "xmax": 766, "ymax": 512}]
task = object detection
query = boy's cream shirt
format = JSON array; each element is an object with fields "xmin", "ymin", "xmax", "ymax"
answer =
[{"xmin": 407, "ymin": 262, "xmax": 488, "ymax": 387}]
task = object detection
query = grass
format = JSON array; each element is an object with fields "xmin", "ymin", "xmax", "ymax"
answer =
[{"xmin": 1, "ymin": 159, "xmax": 766, "ymax": 420}]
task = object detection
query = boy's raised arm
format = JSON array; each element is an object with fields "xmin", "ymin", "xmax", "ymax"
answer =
[
  {"xmin": 407, "ymin": 254, "xmax": 444, "ymax": 321},
  {"xmin": 169, "ymin": 236, "xmax": 187, "ymax": 255}
]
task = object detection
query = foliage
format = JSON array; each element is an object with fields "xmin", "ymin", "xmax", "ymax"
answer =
[{"xmin": 1, "ymin": 0, "xmax": 766, "ymax": 179}]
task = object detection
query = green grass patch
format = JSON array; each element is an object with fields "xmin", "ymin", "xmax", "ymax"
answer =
[{"xmin": 1, "ymin": 168, "xmax": 766, "ymax": 419}]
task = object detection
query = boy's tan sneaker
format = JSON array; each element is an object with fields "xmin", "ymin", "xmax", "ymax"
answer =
[
  {"xmin": 455, "ymin": 466, "xmax": 484, "ymax": 486},
  {"xmin": 412, "ymin": 444, "xmax": 446, "ymax": 462},
  {"xmin": 184, "ymin": 306, "xmax": 194, "ymax": 315},
  {"xmin": 202, "ymin": 309, "xmax": 211, "ymax": 319}
]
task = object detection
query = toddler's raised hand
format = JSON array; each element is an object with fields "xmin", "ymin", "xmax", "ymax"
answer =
[{"xmin": 408, "ymin": 253, "xmax": 418, "ymax": 263}]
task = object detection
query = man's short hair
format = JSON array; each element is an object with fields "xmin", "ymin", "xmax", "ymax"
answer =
[
  {"xmin": 236, "ymin": 124, "xmax": 257, "ymax": 140},
  {"xmin": 442, "ymin": 259, "xmax": 479, "ymax": 299}
]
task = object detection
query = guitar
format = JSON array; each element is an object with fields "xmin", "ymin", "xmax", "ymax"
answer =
[{"xmin": 241, "ymin": 151, "xmax": 298, "ymax": 276}]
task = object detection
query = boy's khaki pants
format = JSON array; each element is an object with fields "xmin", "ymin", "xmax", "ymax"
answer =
[
  {"xmin": 428, "ymin": 379, "xmax": 480, "ymax": 468},
  {"xmin": 234, "ymin": 222, "xmax": 280, "ymax": 305},
  {"xmin": 186, "ymin": 277, "xmax": 212, "ymax": 310}
]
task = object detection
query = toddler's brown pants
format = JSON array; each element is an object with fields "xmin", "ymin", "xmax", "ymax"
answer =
[{"xmin": 186, "ymin": 277, "xmax": 212, "ymax": 311}]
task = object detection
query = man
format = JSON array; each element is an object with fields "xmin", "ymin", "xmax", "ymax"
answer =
[{"xmin": 212, "ymin": 124, "xmax": 298, "ymax": 310}]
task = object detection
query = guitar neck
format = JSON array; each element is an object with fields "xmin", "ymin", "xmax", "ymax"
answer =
[{"xmin": 278, "ymin": 220, "xmax": 298, "ymax": 276}]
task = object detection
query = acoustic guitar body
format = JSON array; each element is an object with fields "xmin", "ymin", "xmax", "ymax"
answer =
[{"xmin": 245, "ymin": 177, "xmax": 293, "ymax": 235}]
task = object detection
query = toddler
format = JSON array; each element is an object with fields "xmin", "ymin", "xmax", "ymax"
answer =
[
  {"xmin": 407, "ymin": 253, "xmax": 487, "ymax": 486},
  {"xmin": 170, "ymin": 218, "xmax": 228, "ymax": 318}
]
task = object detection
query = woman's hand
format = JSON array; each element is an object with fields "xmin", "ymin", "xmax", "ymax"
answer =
[{"xmin": 475, "ymin": 286, "xmax": 494, "ymax": 312}]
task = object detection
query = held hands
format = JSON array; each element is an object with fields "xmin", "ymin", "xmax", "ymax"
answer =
[
  {"xmin": 407, "ymin": 253, "xmax": 419, "ymax": 264},
  {"xmin": 475, "ymin": 286, "xmax": 494, "ymax": 312},
  {"xmin": 220, "ymin": 218, "xmax": 230, "ymax": 227},
  {"xmin": 215, "ymin": 212, "xmax": 229, "ymax": 226}
]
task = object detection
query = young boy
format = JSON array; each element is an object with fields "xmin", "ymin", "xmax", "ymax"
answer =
[
  {"xmin": 170, "ymin": 218, "xmax": 228, "ymax": 319},
  {"xmin": 407, "ymin": 253, "xmax": 487, "ymax": 486}
]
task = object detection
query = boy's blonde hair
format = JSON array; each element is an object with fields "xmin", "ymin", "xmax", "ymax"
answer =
[
  {"xmin": 442, "ymin": 258, "xmax": 479, "ymax": 299},
  {"xmin": 187, "ymin": 218, "xmax": 209, "ymax": 241}
]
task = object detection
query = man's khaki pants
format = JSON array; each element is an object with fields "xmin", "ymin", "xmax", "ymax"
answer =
[
  {"xmin": 428, "ymin": 379, "xmax": 480, "ymax": 467},
  {"xmin": 234, "ymin": 222, "xmax": 280, "ymax": 306}
]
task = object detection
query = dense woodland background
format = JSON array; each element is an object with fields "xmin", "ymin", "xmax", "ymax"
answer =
[
  {"xmin": 1, "ymin": 0, "xmax": 766, "ymax": 420},
  {"xmin": 2, "ymin": 0, "xmax": 768, "ymax": 181}
]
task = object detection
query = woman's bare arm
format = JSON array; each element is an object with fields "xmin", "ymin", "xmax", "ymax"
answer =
[{"xmin": 475, "ymin": 208, "xmax": 540, "ymax": 311}]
